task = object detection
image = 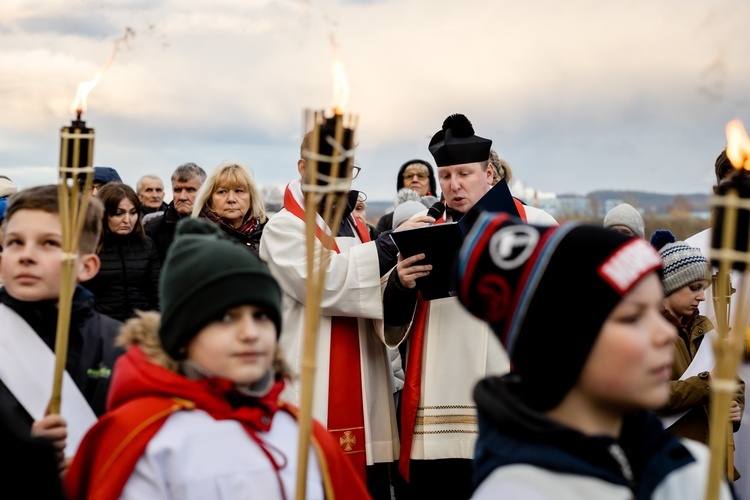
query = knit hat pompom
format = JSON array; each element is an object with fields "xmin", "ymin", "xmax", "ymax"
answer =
[
  {"xmin": 159, "ymin": 218, "xmax": 282, "ymax": 358},
  {"xmin": 603, "ymin": 203, "xmax": 645, "ymax": 238},
  {"xmin": 456, "ymin": 214, "xmax": 663, "ymax": 411},
  {"xmin": 441, "ymin": 114, "xmax": 475, "ymax": 137},
  {"xmin": 649, "ymin": 229, "xmax": 676, "ymax": 251},
  {"xmin": 649, "ymin": 229, "xmax": 712, "ymax": 296}
]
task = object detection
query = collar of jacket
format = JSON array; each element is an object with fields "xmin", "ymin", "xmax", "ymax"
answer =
[{"xmin": 471, "ymin": 374, "xmax": 694, "ymax": 497}]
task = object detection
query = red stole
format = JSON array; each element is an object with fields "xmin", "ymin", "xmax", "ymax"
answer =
[
  {"xmin": 398, "ymin": 201, "xmax": 527, "ymax": 481},
  {"xmin": 283, "ymin": 183, "xmax": 370, "ymax": 482}
]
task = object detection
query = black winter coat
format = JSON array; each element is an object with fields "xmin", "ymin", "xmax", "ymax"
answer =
[
  {"xmin": 0, "ymin": 286, "xmax": 123, "ymax": 436},
  {"xmin": 144, "ymin": 201, "xmax": 183, "ymax": 264},
  {"xmin": 87, "ymin": 232, "xmax": 161, "ymax": 321}
]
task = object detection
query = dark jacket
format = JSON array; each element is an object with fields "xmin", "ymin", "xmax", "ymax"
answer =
[
  {"xmin": 144, "ymin": 201, "xmax": 183, "ymax": 264},
  {"xmin": 472, "ymin": 375, "xmax": 711, "ymax": 499},
  {"xmin": 0, "ymin": 286, "xmax": 123, "ymax": 430},
  {"xmin": 198, "ymin": 205, "xmax": 265, "ymax": 254},
  {"xmin": 87, "ymin": 233, "xmax": 161, "ymax": 321},
  {"xmin": 142, "ymin": 201, "xmax": 168, "ymax": 217}
]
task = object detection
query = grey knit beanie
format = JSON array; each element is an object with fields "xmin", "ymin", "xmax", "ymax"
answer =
[
  {"xmin": 603, "ymin": 203, "xmax": 645, "ymax": 238},
  {"xmin": 650, "ymin": 230, "xmax": 712, "ymax": 296}
]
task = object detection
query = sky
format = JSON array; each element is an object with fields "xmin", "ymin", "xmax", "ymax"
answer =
[{"xmin": 1, "ymin": 0, "xmax": 750, "ymax": 202}]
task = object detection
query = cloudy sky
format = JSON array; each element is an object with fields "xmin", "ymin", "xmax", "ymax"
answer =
[{"xmin": 1, "ymin": 0, "xmax": 749, "ymax": 201}]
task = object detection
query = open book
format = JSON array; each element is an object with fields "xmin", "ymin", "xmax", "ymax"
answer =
[{"xmin": 390, "ymin": 180, "xmax": 520, "ymax": 300}]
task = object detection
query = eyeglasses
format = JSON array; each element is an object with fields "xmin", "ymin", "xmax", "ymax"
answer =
[
  {"xmin": 403, "ymin": 172, "xmax": 428, "ymax": 180},
  {"xmin": 352, "ymin": 166, "xmax": 361, "ymax": 179}
]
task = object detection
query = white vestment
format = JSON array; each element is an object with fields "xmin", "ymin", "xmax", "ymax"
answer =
[{"xmin": 259, "ymin": 208, "xmax": 402, "ymax": 465}]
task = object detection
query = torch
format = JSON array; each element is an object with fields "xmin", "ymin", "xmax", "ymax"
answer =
[
  {"xmin": 48, "ymin": 84, "xmax": 96, "ymax": 415},
  {"xmin": 294, "ymin": 52, "xmax": 358, "ymax": 500},
  {"xmin": 705, "ymin": 119, "xmax": 750, "ymax": 499}
]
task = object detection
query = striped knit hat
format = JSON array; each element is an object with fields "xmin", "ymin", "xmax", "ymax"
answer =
[
  {"xmin": 649, "ymin": 230, "xmax": 711, "ymax": 296},
  {"xmin": 456, "ymin": 213, "xmax": 662, "ymax": 411}
]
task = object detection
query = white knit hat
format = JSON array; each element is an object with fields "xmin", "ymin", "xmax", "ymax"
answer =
[
  {"xmin": 603, "ymin": 203, "xmax": 645, "ymax": 238},
  {"xmin": 392, "ymin": 200, "xmax": 426, "ymax": 230}
]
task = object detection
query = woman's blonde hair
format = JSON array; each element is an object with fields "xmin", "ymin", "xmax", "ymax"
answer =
[{"xmin": 192, "ymin": 162, "xmax": 267, "ymax": 223}]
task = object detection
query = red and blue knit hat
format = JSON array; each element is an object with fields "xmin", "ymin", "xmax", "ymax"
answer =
[{"xmin": 455, "ymin": 213, "xmax": 663, "ymax": 411}]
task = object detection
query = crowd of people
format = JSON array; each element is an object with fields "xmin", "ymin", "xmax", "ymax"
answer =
[{"xmin": 0, "ymin": 112, "xmax": 745, "ymax": 499}]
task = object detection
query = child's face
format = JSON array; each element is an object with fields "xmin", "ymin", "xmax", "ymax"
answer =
[
  {"xmin": 575, "ymin": 273, "xmax": 676, "ymax": 411},
  {"xmin": 663, "ymin": 279, "xmax": 709, "ymax": 321},
  {"xmin": 0, "ymin": 210, "xmax": 64, "ymax": 301},
  {"xmin": 187, "ymin": 304, "xmax": 276, "ymax": 385}
]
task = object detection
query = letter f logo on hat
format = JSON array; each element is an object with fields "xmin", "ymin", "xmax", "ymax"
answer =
[{"xmin": 489, "ymin": 226, "xmax": 539, "ymax": 270}]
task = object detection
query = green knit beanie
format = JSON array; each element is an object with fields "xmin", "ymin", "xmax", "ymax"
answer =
[{"xmin": 159, "ymin": 218, "xmax": 282, "ymax": 358}]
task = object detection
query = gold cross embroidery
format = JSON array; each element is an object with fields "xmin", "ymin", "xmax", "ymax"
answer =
[{"xmin": 339, "ymin": 430, "xmax": 356, "ymax": 452}]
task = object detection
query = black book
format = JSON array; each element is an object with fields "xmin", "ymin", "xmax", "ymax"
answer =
[{"xmin": 390, "ymin": 180, "xmax": 520, "ymax": 300}]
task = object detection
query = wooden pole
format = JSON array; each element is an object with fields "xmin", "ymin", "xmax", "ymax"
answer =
[
  {"xmin": 706, "ymin": 189, "xmax": 750, "ymax": 499},
  {"xmin": 49, "ymin": 119, "xmax": 94, "ymax": 414},
  {"xmin": 295, "ymin": 110, "xmax": 355, "ymax": 500}
]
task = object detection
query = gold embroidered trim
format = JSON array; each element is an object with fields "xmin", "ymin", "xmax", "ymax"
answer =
[
  {"xmin": 414, "ymin": 429, "xmax": 479, "ymax": 435},
  {"xmin": 416, "ymin": 415, "xmax": 477, "ymax": 426},
  {"xmin": 419, "ymin": 405, "xmax": 476, "ymax": 410},
  {"xmin": 327, "ymin": 425, "xmax": 365, "ymax": 432}
]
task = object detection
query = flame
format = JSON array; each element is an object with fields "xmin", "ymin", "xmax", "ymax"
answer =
[
  {"xmin": 726, "ymin": 120, "xmax": 750, "ymax": 171},
  {"xmin": 69, "ymin": 27, "xmax": 135, "ymax": 116},
  {"xmin": 330, "ymin": 34, "xmax": 350, "ymax": 114}
]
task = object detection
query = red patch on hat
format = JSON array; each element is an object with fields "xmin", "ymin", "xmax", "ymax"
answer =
[{"xmin": 598, "ymin": 239, "xmax": 662, "ymax": 295}]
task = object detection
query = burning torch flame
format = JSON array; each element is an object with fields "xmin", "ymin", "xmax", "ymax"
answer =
[
  {"xmin": 330, "ymin": 34, "xmax": 350, "ymax": 114},
  {"xmin": 726, "ymin": 120, "xmax": 750, "ymax": 171},
  {"xmin": 70, "ymin": 27, "xmax": 135, "ymax": 116}
]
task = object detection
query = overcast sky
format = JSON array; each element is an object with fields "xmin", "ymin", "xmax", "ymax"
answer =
[{"xmin": 1, "ymin": 0, "xmax": 749, "ymax": 201}]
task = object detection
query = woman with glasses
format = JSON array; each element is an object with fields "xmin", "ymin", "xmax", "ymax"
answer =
[{"xmin": 375, "ymin": 159, "xmax": 438, "ymax": 234}]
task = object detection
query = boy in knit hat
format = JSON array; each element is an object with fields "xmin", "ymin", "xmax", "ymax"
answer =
[
  {"xmin": 66, "ymin": 218, "xmax": 368, "ymax": 499},
  {"xmin": 603, "ymin": 203, "xmax": 645, "ymax": 238},
  {"xmin": 650, "ymin": 230, "xmax": 744, "ymax": 453},
  {"xmin": 456, "ymin": 214, "xmax": 731, "ymax": 499}
]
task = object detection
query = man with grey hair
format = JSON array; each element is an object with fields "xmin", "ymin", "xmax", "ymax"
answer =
[
  {"xmin": 145, "ymin": 163, "xmax": 207, "ymax": 263},
  {"xmin": 137, "ymin": 175, "xmax": 168, "ymax": 217}
]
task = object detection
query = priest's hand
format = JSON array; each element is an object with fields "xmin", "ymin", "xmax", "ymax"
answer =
[
  {"xmin": 394, "ymin": 215, "xmax": 435, "ymax": 231},
  {"xmin": 730, "ymin": 400, "xmax": 742, "ymax": 423},
  {"xmin": 397, "ymin": 253, "xmax": 432, "ymax": 289},
  {"xmin": 31, "ymin": 414, "xmax": 68, "ymax": 470}
]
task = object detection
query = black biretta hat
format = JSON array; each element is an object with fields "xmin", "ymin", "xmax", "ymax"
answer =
[
  {"xmin": 455, "ymin": 213, "xmax": 663, "ymax": 411},
  {"xmin": 429, "ymin": 114, "xmax": 492, "ymax": 167}
]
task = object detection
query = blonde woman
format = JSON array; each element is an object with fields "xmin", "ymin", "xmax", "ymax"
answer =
[{"xmin": 192, "ymin": 162, "xmax": 267, "ymax": 253}]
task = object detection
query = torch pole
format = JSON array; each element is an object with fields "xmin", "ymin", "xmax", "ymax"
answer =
[
  {"xmin": 295, "ymin": 110, "xmax": 355, "ymax": 500},
  {"xmin": 49, "ymin": 120, "xmax": 94, "ymax": 414},
  {"xmin": 706, "ymin": 189, "xmax": 750, "ymax": 499}
]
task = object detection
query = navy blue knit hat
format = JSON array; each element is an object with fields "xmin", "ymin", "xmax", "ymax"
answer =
[{"xmin": 456, "ymin": 213, "xmax": 663, "ymax": 411}]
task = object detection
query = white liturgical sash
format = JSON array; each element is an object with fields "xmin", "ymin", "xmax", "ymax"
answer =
[
  {"xmin": 0, "ymin": 304, "xmax": 97, "ymax": 456},
  {"xmin": 661, "ymin": 329, "xmax": 717, "ymax": 429}
]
